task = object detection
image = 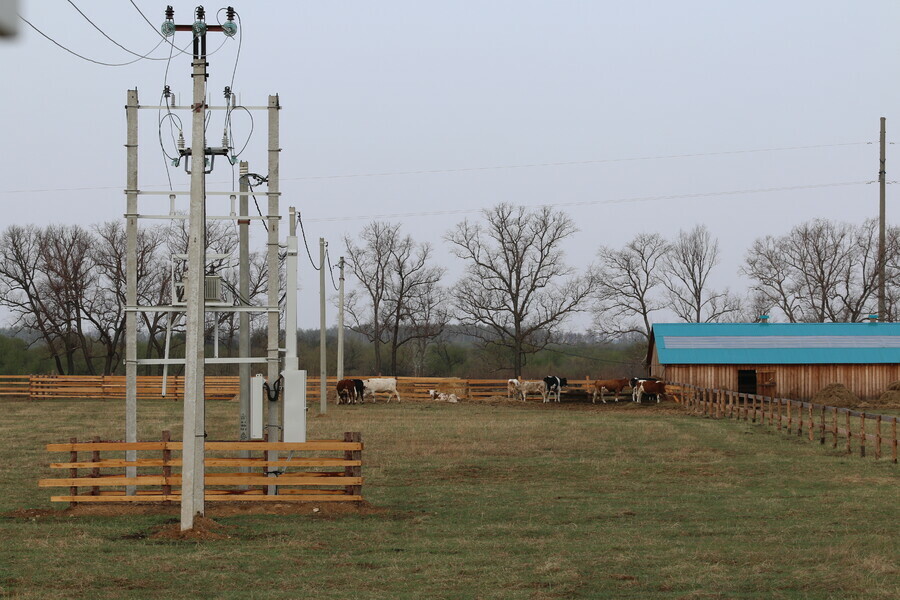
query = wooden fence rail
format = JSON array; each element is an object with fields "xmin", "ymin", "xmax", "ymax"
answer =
[
  {"xmin": 670, "ymin": 383, "xmax": 899, "ymax": 464},
  {"xmin": 2, "ymin": 375, "xmax": 608, "ymax": 402},
  {"xmin": 41, "ymin": 432, "xmax": 364, "ymax": 504}
]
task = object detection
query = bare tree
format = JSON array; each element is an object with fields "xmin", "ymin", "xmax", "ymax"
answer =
[
  {"xmin": 664, "ymin": 225, "xmax": 741, "ymax": 323},
  {"xmin": 446, "ymin": 203, "xmax": 597, "ymax": 377},
  {"xmin": 344, "ymin": 222, "xmax": 447, "ymax": 375},
  {"xmin": 742, "ymin": 219, "xmax": 893, "ymax": 322},
  {"xmin": 0, "ymin": 225, "xmax": 67, "ymax": 373},
  {"xmin": 38, "ymin": 225, "xmax": 98, "ymax": 374},
  {"xmin": 344, "ymin": 222, "xmax": 397, "ymax": 373},
  {"xmin": 403, "ymin": 281, "xmax": 452, "ymax": 376},
  {"xmin": 592, "ymin": 232, "xmax": 669, "ymax": 341}
]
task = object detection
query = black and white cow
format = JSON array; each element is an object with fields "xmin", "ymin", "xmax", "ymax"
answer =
[{"xmin": 543, "ymin": 375, "xmax": 568, "ymax": 403}]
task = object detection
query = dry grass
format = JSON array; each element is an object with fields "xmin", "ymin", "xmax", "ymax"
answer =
[{"xmin": 0, "ymin": 398, "xmax": 898, "ymax": 599}]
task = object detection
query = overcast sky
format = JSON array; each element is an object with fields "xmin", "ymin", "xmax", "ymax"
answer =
[{"xmin": 2, "ymin": 1, "xmax": 899, "ymax": 330}]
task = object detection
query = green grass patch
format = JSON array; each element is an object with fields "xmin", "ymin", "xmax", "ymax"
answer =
[{"xmin": 1, "ymin": 399, "xmax": 898, "ymax": 599}]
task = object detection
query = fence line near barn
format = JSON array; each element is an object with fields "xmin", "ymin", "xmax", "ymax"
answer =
[
  {"xmin": 668, "ymin": 383, "xmax": 899, "ymax": 464},
  {"xmin": 41, "ymin": 431, "xmax": 364, "ymax": 504},
  {"xmin": 0, "ymin": 374, "xmax": 607, "ymax": 402}
]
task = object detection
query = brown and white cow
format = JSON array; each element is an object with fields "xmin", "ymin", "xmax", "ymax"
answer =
[
  {"xmin": 630, "ymin": 377, "xmax": 661, "ymax": 402},
  {"xmin": 636, "ymin": 379, "xmax": 667, "ymax": 403},
  {"xmin": 591, "ymin": 378, "xmax": 629, "ymax": 404}
]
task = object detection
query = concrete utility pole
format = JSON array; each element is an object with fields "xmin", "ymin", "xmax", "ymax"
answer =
[
  {"xmin": 181, "ymin": 8, "xmax": 211, "ymax": 530},
  {"xmin": 124, "ymin": 89, "xmax": 138, "ymax": 497},
  {"xmin": 238, "ymin": 161, "xmax": 250, "ymax": 446},
  {"xmin": 320, "ymin": 238, "xmax": 327, "ymax": 413},
  {"xmin": 336, "ymin": 257, "xmax": 345, "ymax": 382},
  {"xmin": 266, "ymin": 94, "xmax": 281, "ymax": 493},
  {"xmin": 285, "ymin": 207, "xmax": 299, "ymax": 369},
  {"xmin": 879, "ymin": 117, "xmax": 887, "ymax": 321}
]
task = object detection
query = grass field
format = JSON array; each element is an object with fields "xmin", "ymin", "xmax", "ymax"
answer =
[{"xmin": 1, "ymin": 398, "xmax": 898, "ymax": 599}]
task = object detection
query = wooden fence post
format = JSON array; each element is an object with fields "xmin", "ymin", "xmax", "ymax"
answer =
[
  {"xmin": 344, "ymin": 431, "xmax": 362, "ymax": 501},
  {"xmin": 892, "ymin": 418, "xmax": 897, "ymax": 464},
  {"xmin": 860, "ymin": 413, "xmax": 866, "ymax": 458},
  {"xmin": 775, "ymin": 397, "xmax": 780, "ymax": 429},
  {"xmin": 797, "ymin": 402, "xmax": 805, "ymax": 438},
  {"xmin": 832, "ymin": 408, "xmax": 838, "ymax": 449},
  {"xmin": 91, "ymin": 435, "xmax": 100, "ymax": 497},
  {"xmin": 846, "ymin": 411, "xmax": 852, "ymax": 455},
  {"xmin": 69, "ymin": 437, "xmax": 78, "ymax": 508},
  {"xmin": 819, "ymin": 406, "xmax": 826, "ymax": 445},
  {"xmin": 162, "ymin": 430, "xmax": 172, "ymax": 501},
  {"xmin": 875, "ymin": 415, "xmax": 882, "ymax": 459},
  {"xmin": 787, "ymin": 400, "xmax": 792, "ymax": 434},
  {"xmin": 807, "ymin": 403, "xmax": 814, "ymax": 442}
]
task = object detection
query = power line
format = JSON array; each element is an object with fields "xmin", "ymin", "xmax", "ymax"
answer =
[
  {"xmin": 66, "ymin": 0, "xmax": 170, "ymax": 61},
  {"xmin": 296, "ymin": 213, "xmax": 321, "ymax": 271},
  {"xmin": 324, "ymin": 246, "xmax": 340, "ymax": 291},
  {"xmin": 283, "ymin": 141, "xmax": 872, "ymax": 182},
  {"xmin": 0, "ymin": 140, "xmax": 872, "ymax": 195},
  {"xmin": 305, "ymin": 180, "xmax": 871, "ymax": 223},
  {"xmin": 18, "ymin": 13, "xmax": 164, "ymax": 67}
]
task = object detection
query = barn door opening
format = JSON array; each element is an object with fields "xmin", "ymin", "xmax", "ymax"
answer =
[{"xmin": 737, "ymin": 369, "xmax": 757, "ymax": 395}]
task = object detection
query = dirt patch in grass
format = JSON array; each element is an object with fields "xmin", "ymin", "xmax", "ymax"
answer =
[
  {"xmin": 4, "ymin": 501, "xmax": 387, "ymax": 520},
  {"xmin": 812, "ymin": 383, "xmax": 860, "ymax": 408},
  {"xmin": 149, "ymin": 515, "xmax": 230, "ymax": 540},
  {"xmin": 468, "ymin": 395, "xmax": 684, "ymax": 414}
]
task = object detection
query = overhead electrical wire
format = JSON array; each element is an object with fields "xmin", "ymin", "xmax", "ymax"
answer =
[
  {"xmin": 325, "ymin": 247, "xmax": 340, "ymax": 291},
  {"xmin": 282, "ymin": 141, "xmax": 873, "ymax": 182},
  {"xmin": 65, "ymin": 0, "xmax": 171, "ymax": 61},
  {"xmin": 305, "ymin": 180, "xmax": 871, "ymax": 223},
  {"xmin": 296, "ymin": 212, "xmax": 321, "ymax": 271},
  {"xmin": 0, "ymin": 141, "xmax": 874, "ymax": 195},
  {"xmin": 18, "ymin": 13, "xmax": 165, "ymax": 67}
]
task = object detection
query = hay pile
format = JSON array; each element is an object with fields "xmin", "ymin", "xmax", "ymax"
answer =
[
  {"xmin": 876, "ymin": 381, "xmax": 900, "ymax": 407},
  {"xmin": 812, "ymin": 383, "xmax": 860, "ymax": 408}
]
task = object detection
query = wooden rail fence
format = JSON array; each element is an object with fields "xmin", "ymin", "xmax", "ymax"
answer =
[
  {"xmin": 669, "ymin": 383, "xmax": 899, "ymax": 463},
  {"xmin": 41, "ymin": 432, "xmax": 364, "ymax": 504},
  {"xmin": 1, "ymin": 375, "xmax": 607, "ymax": 402}
]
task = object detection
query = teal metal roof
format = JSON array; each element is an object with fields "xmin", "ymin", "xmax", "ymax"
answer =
[{"xmin": 651, "ymin": 322, "xmax": 900, "ymax": 365}]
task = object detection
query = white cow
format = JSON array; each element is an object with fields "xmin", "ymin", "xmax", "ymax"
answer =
[
  {"xmin": 518, "ymin": 380, "xmax": 545, "ymax": 402},
  {"xmin": 507, "ymin": 379, "xmax": 520, "ymax": 399},
  {"xmin": 363, "ymin": 377, "xmax": 401, "ymax": 403}
]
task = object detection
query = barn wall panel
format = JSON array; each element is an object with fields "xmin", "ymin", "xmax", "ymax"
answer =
[{"xmin": 662, "ymin": 363, "xmax": 900, "ymax": 401}]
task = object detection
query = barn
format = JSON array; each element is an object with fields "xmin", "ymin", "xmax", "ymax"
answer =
[{"xmin": 647, "ymin": 322, "xmax": 900, "ymax": 402}]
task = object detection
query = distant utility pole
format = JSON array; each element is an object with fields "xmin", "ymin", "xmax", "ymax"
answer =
[
  {"xmin": 320, "ymin": 238, "xmax": 327, "ymax": 413},
  {"xmin": 879, "ymin": 117, "xmax": 887, "ymax": 321},
  {"xmin": 336, "ymin": 256, "xmax": 345, "ymax": 382}
]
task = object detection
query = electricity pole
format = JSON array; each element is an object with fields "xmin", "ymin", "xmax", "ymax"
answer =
[
  {"xmin": 238, "ymin": 161, "xmax": 250, "ymax": 445},
  {"xmin": 337, "ymin": 257, "xmax": 345, "ymax": 382},
  {"xmin": 879, "ymin": 117, "xmax": 887, "ymax": 321},
  {"xmin": 320, "ymin": 238, "xmax": 327, "ymax": 413},
  {"xmin": 181, "ymin": 7, "xmax": 212, "ymax": 530}
]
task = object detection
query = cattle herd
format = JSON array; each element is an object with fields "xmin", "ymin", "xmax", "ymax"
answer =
[
  {"xmin": 335, "ymin": 375, "xmax": 668, "ymax": 405},
  {"xmin": 506, "ymin": 376, "xmax": 667, "ymax": 404}
]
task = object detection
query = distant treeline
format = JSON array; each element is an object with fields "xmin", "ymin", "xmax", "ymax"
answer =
[{"xmin": 0, "ymin": 326, "xmax": 646, "ymax": 380}]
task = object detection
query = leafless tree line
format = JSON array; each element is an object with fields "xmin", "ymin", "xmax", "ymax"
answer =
[
  {"xmin": 3, "ymin": 207, "xmax": 897, "ymax": 378},
  {"xmin": 0, "ymin": 220, "xmax": 269, "ymax": 375},
  {"xmin": 594, "ymin": 219, "xmax": 900, "ymax": 343},
  {"xmin": 344, "ymin": 210, "xmax": 900, "ymax": 378}
]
